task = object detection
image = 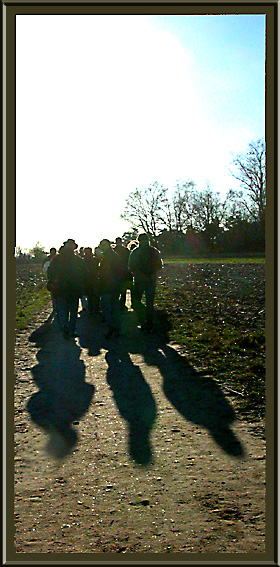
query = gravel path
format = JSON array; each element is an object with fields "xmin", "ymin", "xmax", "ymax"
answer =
[{"xmin": 12, "ymin": 302, "xmax": 266, "ymax": 559}]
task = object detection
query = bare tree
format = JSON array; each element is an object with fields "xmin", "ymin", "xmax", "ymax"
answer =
[
  {"xmin": 190, "ymin": 182, "xmax": 225, "ymax": 250},
  {"xmin": 191, "ymin": 182, "xmax": 224, "ymax": 231},
  {"xmin": 229, "ymin": 139, "xmax": 266, "ymax": 225},
  {"xmin": 223, "ymin": 189, "xmax": 249, "ymax": 229},
  {"xmin": 172, "ymin": 181, "xmax": 196, "ymax": 231},
  {"xmin": 120, "ymin": 182, "xmax": 169, "ymax": 238},
  {"xmin": 156, "ymin": 180, "xmax": 196, "ymax": 232}
]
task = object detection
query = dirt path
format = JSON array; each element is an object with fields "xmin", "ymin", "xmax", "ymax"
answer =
[{"xmin": 12, "ymin": 302, "xmax": 266, "ymax": 558}]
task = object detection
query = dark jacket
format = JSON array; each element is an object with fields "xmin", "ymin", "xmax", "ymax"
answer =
[
  {"xmin": 83, "ymin": 255, "xmax": 99, "ymax": 293},
  {"xmin": 98, "ymin": 248, "xmax": 121, "ymax": 294},
  {"xmin": 128, "ymin": 244, "xmax": 163, "ymax": 282},
  {"xmin": 47, "ymin": 248, "xmax": 87, "ymax": 297},
  {"xmin": 114, "ymin": 244, "xmax": 131, "ymax": 281}
]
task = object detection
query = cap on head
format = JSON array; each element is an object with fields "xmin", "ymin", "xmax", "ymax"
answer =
[{"xmin": 63, "ymin": 238, "xmax": 78, "ymax": 250}]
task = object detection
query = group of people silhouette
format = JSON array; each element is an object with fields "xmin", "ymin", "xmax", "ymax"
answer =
[
  {"xmin": 44, "ymin": 233, "xmax": 163, "ymax": 341},
  {"xmin": 31, "ymin": 234, "xmax": 245, "ymax": 464}
]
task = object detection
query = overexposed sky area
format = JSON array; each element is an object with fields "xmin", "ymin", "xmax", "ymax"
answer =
[{"xmin": 16, "ymin": 14, "xmax": 265, "ymax": 252}]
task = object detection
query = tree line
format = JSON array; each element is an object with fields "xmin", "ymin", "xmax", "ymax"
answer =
[
  {"xmin": 16, "ymin": 138, "xmax": 265, "ymax": 262},
  {"xmin": 15, "ymin": 243, "xmax": 48, "ymax": 264},
  {"xmin": 120, "ymin": 139, "xmax": 266, "ymax": 256}
]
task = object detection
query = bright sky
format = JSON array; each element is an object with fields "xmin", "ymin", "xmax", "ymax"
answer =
[{"xmin": 16, "ymin": 14, "xmax": 265, "ymax": 252}]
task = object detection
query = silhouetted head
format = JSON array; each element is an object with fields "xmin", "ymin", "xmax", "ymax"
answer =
[
  {"xmin": 99, "ymin": 239, "xmax": 112, "ymax": 252},
  {"xmin": 138, "ymin": 233, "xmax": 150, "ymax": 247},
  {"xmin": 94, "ymin": 246, "xmax": 102, "ymax": 258},
  {"xmin": 84, "ymin": 247, "xmax": 93, "ymax": 258},
  {"xmin": 115, "ymin": 237, "xmax": 122, "ymax": 246},
  {"xmin": 63, "ymin": 238, "xmax": 78, "ymax": 251}
]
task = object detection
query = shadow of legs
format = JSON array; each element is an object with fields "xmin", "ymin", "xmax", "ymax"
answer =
[{"xmin": 105, "ymin": 349, "xmax": 157, "ymax": 465}]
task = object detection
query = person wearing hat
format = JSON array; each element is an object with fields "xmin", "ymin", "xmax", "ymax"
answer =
[
  {"xmin": 98, "ymin": 239, "xmax": 122, "ymax": 338},
  {"xmin": 128, "ymin": 233, "xmax": 163, "ymax": 332},
  {"xmin": 47, "ymin": 238, "xmax": 87, "ymax": 339}
]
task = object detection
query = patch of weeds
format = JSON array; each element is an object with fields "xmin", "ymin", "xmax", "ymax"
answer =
[
  {"xmin": 155, "ymin": 260, "xmax": 266, "ymax": 418},
  {"xmin": 237, "ymin": 333, "xmax": 266, "ymax": 350},
  {"xmin": 16, "ymin": 265, "xmax": 51, "ymax": 330}
]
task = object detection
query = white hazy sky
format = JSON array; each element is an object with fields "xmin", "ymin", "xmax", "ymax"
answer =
[{"xmin": 16, "ymin": 13, "xmax": 265, "ymax": 252}]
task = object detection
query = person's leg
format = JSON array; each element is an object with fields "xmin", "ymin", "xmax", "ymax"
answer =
[
  {"xmin": 126, "ymin": 277, "xmax": 134, "ymax": 309},
  {"xmin": 81, "ymin": 295, "xmax": 88, "ymax": 311},
  {"xmin": 69, "ymin": 295, "xmax": 80, "ymax": 335},
  {"xmin": 87, "ymin": 293, "xmax": 93, "ymax": 314},
  {"xmin": 111, "ymin": 291, "xmax": 121, "ymax": 333},
  {"xmin": 101, "ymin": 292, "xmax": 114, "ymax": 337},
  {"xmin": 92, "ymin": 291, "xmax": 100, "ymax": 314},
  {"xmin": 56, "ymin": 295, "xmax": 68, "ymax": 331},
  {"xmin": 100, "ymin": 292, "xmax": 112, "ymax": 327},
  {"xmin": 119, "ymin": 281, "xmax": 127, "ymax": 312},
  {"xmin": 144, "ymin": 281, "xmax": 156, "ymax": 330},
  {"xmin": 51, "ymin": 292, "xmax": 57, "ymax": 313},
  {"xmin": 132, "ymin": 282, "xmax": 146, "ymax": 326}
]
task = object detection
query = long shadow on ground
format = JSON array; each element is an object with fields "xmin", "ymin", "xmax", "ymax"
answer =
[
  {"xmin": 105, "ymin": 349, "xmax": 157, "ymax": 465},
  {"xmin": 27, "ymin": 314, "xmax": 95, "ymax": 459},
  {"xmin": 77, "ymin": 311, "xmax": 157, "ymax": 466},
  {"xmin": 26, "ymin": 306, "xmax": 244, "ymax": 463},
  {"xmin": 77, "ymin": 307, "xmax": 245, "ymax": 464},
  {"xmin": 125, "ymin": 309, "xmax": 245, "ymax": 459}
]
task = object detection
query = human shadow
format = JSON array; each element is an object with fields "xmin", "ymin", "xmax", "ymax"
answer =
[
  {"xmin": 77, "ymin": 310, "xmax": 104, "ymax": 356},
  {"xmin": 76, "ymin": 306, "xmax": 244, "ymax": 462},
  {"xmin": 121, "ymin": 309, "xmax": 245, "ymax": 459},
  {"xmin": 27, "ymin": 315, "xmax": 95, "ymax": 459},
  {"xmin": 105, "ymin": 349, "xmax": 157, "ymax": 466},
  {"xmin": 29, "ymin": 306, "xmax": 244, "ymax": 462},
  {"xmin": 76, "ymin": 310, "xmax": 157, "ymax": 466}
]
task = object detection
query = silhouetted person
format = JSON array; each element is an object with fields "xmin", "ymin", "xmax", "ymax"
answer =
[
  {"xmin": 98, "ymin": 239, "xmax": 121, "ymax": 338},
  {"xmin": 43, "ymin": 247, "xmax": 57, "ymax": 313},
  {"xmin": 128, "ymin": 233, "xmax": 163, "ymax": 332},
  {"xmin": 126, "ymin": 241, "xmax": 138, "ymax": 309},
  {"xmin": 43, "ymin": 247, "xmax": 57, "ymax": 276},
  {"xmin": 82, "ymin": 247, "xmax": 100, "ymax": 315},
  {"xmin": 114, "ymin": 237, "xmax": 133, "ymax": 312},
  {"xmin": 47, "ymin": 238, "xmax": 87, "ymax": 339}
]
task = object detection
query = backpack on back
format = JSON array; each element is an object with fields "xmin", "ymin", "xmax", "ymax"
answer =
[{"xmin": 136, "ymin": 246, "xmax": 162, "ymax": 276}]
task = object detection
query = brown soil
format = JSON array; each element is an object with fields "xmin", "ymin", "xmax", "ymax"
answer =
[{"xmin": 13, "ymin": 301, "xmax": 266, "ymax": 559}]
